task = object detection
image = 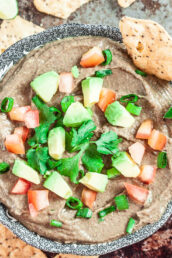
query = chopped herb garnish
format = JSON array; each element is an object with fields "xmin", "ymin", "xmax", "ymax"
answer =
[
  {"xmin": 98, "ymin": 205, "xmax": 116, "ymax": 218},
  {"xmin": 135, "ymin": 69, "xmax": 147, "ymax": 77},
  {"xmin": 95, "ymin": 131, "xmax": 122, "ymax": 155},
  {"xmin": 164, "ymin": 106, "xmax": 172, "ymax": 119},
  {"xmin": 26, "ymin": 146, "xmax": 50, "ymax": 175},
  {"xmin": 66, "ymin": 197, "xmax": 83, "ymax": 210},
  {"xmin": 95, "ymin": 69, "xmax": 112, "ymax": 78},
  {"xmin": 57, "ymin": 144, "xmax": 88, "ymax": 184},
  {"xmin": 49, "ymin": 106, "xmax": 61, "ymax": 119},
  {"xmin": 126, "ymin": 217, "xmax": 135, "ymax": 234},
  {"xmin": 61, "ymin": 96, "xmax": 75, "ymax": 113},
  {"xmin": 102, "ymin": 49, "xmax": 112, "ymax": 66},
  {"xmin": 0, "ymin": 162, "xmax": 10, "ymax": 174},
  {"xmin": 126, "ymin": 103, "xmax": 142, "ymax": 116},
  {"xmin": 82, "ymin": 144, "xmax": 104, "ymax": 173},
  {"xmin": 157, "ymin": 152, "xmax": 167, "ymax": 168},
  {"xmin": 120, "ymin": 94, "xmax": 138, "ymax": 104},
  {"xmin": 76, "ymin": 208, "xmax": 92, "ymax": 218},
  {"xmin": 1, "ymin": 97, "xmax": 14, "ymax": 112},
  {"xmin": 71, "ymin": 65, "xmax": 79, "ymax": 78},
  {"xmin": 47, "ymin": 159, "xmax": 59, "ymax": 170},
  {"xmin": 107, "ymin": 167, "xmax": 120, "ymax": 179},
  {"xmin": 28, "ymin": 123, "xmax": 50, "ymax": 146},
  {"xmin": 50, "ymin": 219, "xmax": 62, "ymax": 228},
  {"xmin": 114, "ymin": 195, "xmax": 129, "ymax": 210},
  {"xmin": 32, "ymin": 95, "xmax": 58, "ymax": 124},
  {"xmin": 70, "ymin": 120, "xmax": 96, "ymax": 150}
]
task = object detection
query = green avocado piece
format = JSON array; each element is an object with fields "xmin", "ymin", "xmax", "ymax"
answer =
[
  {"xmin": 48, "ymin": 127, "xmax": 65, "ymax": 160},
  {"xmin": 105, "ymin": 101, "xmax": 135, "ymax": 127},
  {"xmin": 31, "ymin": 71, "xmax": 59, "ymax": 103},
  {"xmin": 79, "ymin": 172, "xmax": 108, "ymax": 193},
  {"xmin": 43, "ymin": 171, "xmax": 72, "ymax": 199},
  {"xmin": 112, "ymin": 152, "xmax": 140, "ymax": 178},
  {"xmin": 63, "ymin": 102, "xmax": 92, "ymax": 127},
  {"xmin": 0, "ymin": 0, "xmax": 18, "ymax": 20},
  {"xmin": 82, "ymin": 77, "xmax": 103, "ymax": 107},
  {"xmin": 12, "ymin": 160, "xmax": 40, "ymax": 184}
]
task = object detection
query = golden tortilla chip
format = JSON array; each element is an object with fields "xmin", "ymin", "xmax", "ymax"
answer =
[
  {"xmin": 54, "ymin": 255, "xmax": 98, "ymax": 258},
  {"xmin": 0, "ymin": 223, "xmax": 47, "ymax": 258},
  {"xmin": 33, "ymin": 0, "xmax": 91, "ymax": 19},
  {"xmin": 119, "ymin": 16, "xmax": 172, "ymax": 81},
  {"xmin": 118, "ymin": 0, "xmax": 136, "ymax": 8},
  {"xmin": 0, "ymin": 16, "xmax": 44, "ymax": 54}
]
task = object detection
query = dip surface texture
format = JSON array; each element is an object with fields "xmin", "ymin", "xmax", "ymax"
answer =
[{"xmin": 0, "ymin": 36, "xmax": 172, "ymax": 243}]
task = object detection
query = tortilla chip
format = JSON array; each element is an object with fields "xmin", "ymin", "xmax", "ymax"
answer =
[
  {"xmin": 119, "ymin": 16, "xmax": 172, "ymax": 81},
  {"xmin": 0, "ymin": 16, "xmax": 44, "ymax": 54},
  {"xmin": 54, "ymin": 255, "xmax": 98, "ymax": 258},
  {"xmin": 33, "ymin": 0, "xmax": 91, "ymax": 19},
  {"xmin": 0, "ymin": 223, "xmax": 46, "ymax": 258},
  {"xmin": 118, "ymin": 0, "xmax": 136, "ymax": 8}
]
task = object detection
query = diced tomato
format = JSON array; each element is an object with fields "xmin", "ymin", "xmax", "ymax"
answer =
[
  {"xmin": 80, "ymin": 46, "xmax": 105, "ymax": 68},
  {"xmin": 98, "ymin": 88, "xmax": 116, "ymax": 112},
  {"xmin": 81, "ymin": 187, "xmax": 97, "ymax": 209},
  {"xmin": 28, "ymin": 190, "xmax": 49, "ymax": 211},
  {"xmin": 124, "ymin": 182, "xmax": 149, "ymax": 205},
  {"xmin": 148, "ymin": 129, "xmax": 167, "ymax": 151},
  {"xmin": 5, "ymin": 134, "xmax": 25, "ymax": 154},
  {"xmin": 28, "ymin": 203, "xmax": 38, "ymax": 218},
  {"xmin": 136, "ymin": 119, "xmax": 153, "ymax": 139},
  {"xmin": 14, "ymin": 126, "xmax": 29, "ymax": 142},
  {"xmin": 24, "ymin": 110, "xmax": 39, "ymax": 129},
  {"xmin": 128, "ymin": 142, "xmax": 145, "ymax": 165},
  {"xmin": 59, "ymin": 72, "xmax": 74, "ymax": 93},
  {"xmin": 8, "ymin": 106, "xmax": 31, "ymax": 122},
  {"xmin": 11, "ymin": 178, "xmax": 31, "ymax": 194},
  {"xmin": 139, "ymin": 165, "xmax": 156, "ymax": 184}
]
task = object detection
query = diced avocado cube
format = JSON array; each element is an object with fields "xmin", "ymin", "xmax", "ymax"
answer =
[
  {"xmin": 31, "ymin": 71, "xmax": 59, "ymax": 103},
  {"xmin": 43, "ymin": 171, "xmax": 72, "ymax": 199},
  {"xmin": 63, "ymin": 102, "xmax": 92, "ymax": 127},
  {"xmin": 105, "ymin": 101, "xmax": 135, "ymax": 127},
  {"xmin": 112, "ymin": 152, "xmax": 140, "ymax": 178},
  {"xmin": 79, "ymin": 172, "xmax": 108, "ymax": 193},
  {"xmin": 48, "ymin": 127, "xmax": 65, "ymax": 160},
  {"xmin": 12, "ymin": 160, "xmax": 40, "ymax": 184},
  {"xmin": 82, "ymin": 77, "xmax": 103, "ymax": 107}
]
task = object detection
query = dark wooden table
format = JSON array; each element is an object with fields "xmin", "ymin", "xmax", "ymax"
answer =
[{"xmin": 17, "ymin": 0, "xmax": 172, "ymax": 257}]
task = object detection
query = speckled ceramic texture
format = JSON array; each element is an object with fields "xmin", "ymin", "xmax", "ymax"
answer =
[{"xmin": 0, "ymin": 24, "xmax": 171, "ymax": 255}]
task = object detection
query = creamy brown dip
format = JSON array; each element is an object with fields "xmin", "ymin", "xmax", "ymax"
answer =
[{"xmin": 0, "ymin": 36, "xmax": 172, "ymax": 243}]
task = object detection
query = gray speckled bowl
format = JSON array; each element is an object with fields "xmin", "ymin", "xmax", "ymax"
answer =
[{"xmin": 0, "ymin": 24, "xmax": 171, "ymax": 256}]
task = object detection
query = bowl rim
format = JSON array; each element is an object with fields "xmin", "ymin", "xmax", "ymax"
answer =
[{"xmin": 0, "ymin": 23, "xmax": 171, "ymax": 255}]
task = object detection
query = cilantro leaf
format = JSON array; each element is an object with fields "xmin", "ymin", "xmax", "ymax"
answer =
[
  {"xmin": 61, "ymin": 96, "xmax": 74, "ymax": 112},
  {"xmin": 71, "ymin": 120, "xmax": 96, "ymax": 148},
  {"xmin": 32, "ymin": 95, "xmax": 59, "ymax": 124},
  {"xmin": 57, "ymin": 144, "xmax": 88, "ymax": 184},
  {"xmin": 29, "ymin": 96, "xmax": 62, "ymax": 146},
  {"xmin": 26, "ymin": 147, "xmax": 50, "ymax": 175},
  {"xmin": 28, "ymin": 123, "xmax": 50, "ymax": 146},
  {"xmin": 95, "ymin": 131, "xmax": 122, "ymax": 155},
  {"xmin": 82, "ymin": 144, "xmax": 104, "ymax": 173}
]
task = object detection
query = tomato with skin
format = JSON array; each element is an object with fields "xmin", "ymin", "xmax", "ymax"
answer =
[
  {"xmin": 14, "ymin": 126, "xmax": 29, "ymax": 142},
  {"xmin": 5, "ymin": 134, "xmax": 25, "ymax": 154},
  {"xmin": 8, "ymin": 106, "xmax": 31, "ymax": 121},
  {"xmin": 80, "ymin": 47, "xmax": 105, "ymax": 68},
  {"xmin": 124, "ymin": 182, "xmax": 149, "ymax": 205},
  {"xmin": 81, "ymin": 187, "xmax": 97, "ymax": 209},
  {"xmin": 98, "ymin": 88, "xmax": 116, "ymax": 112},
  {"xmin": 11, "ymin": 178, "xmax": 31, "ymax": 194},
  {"xmin": 28, "ymin": 190, "xmax": 49, "ymax": 211}
]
